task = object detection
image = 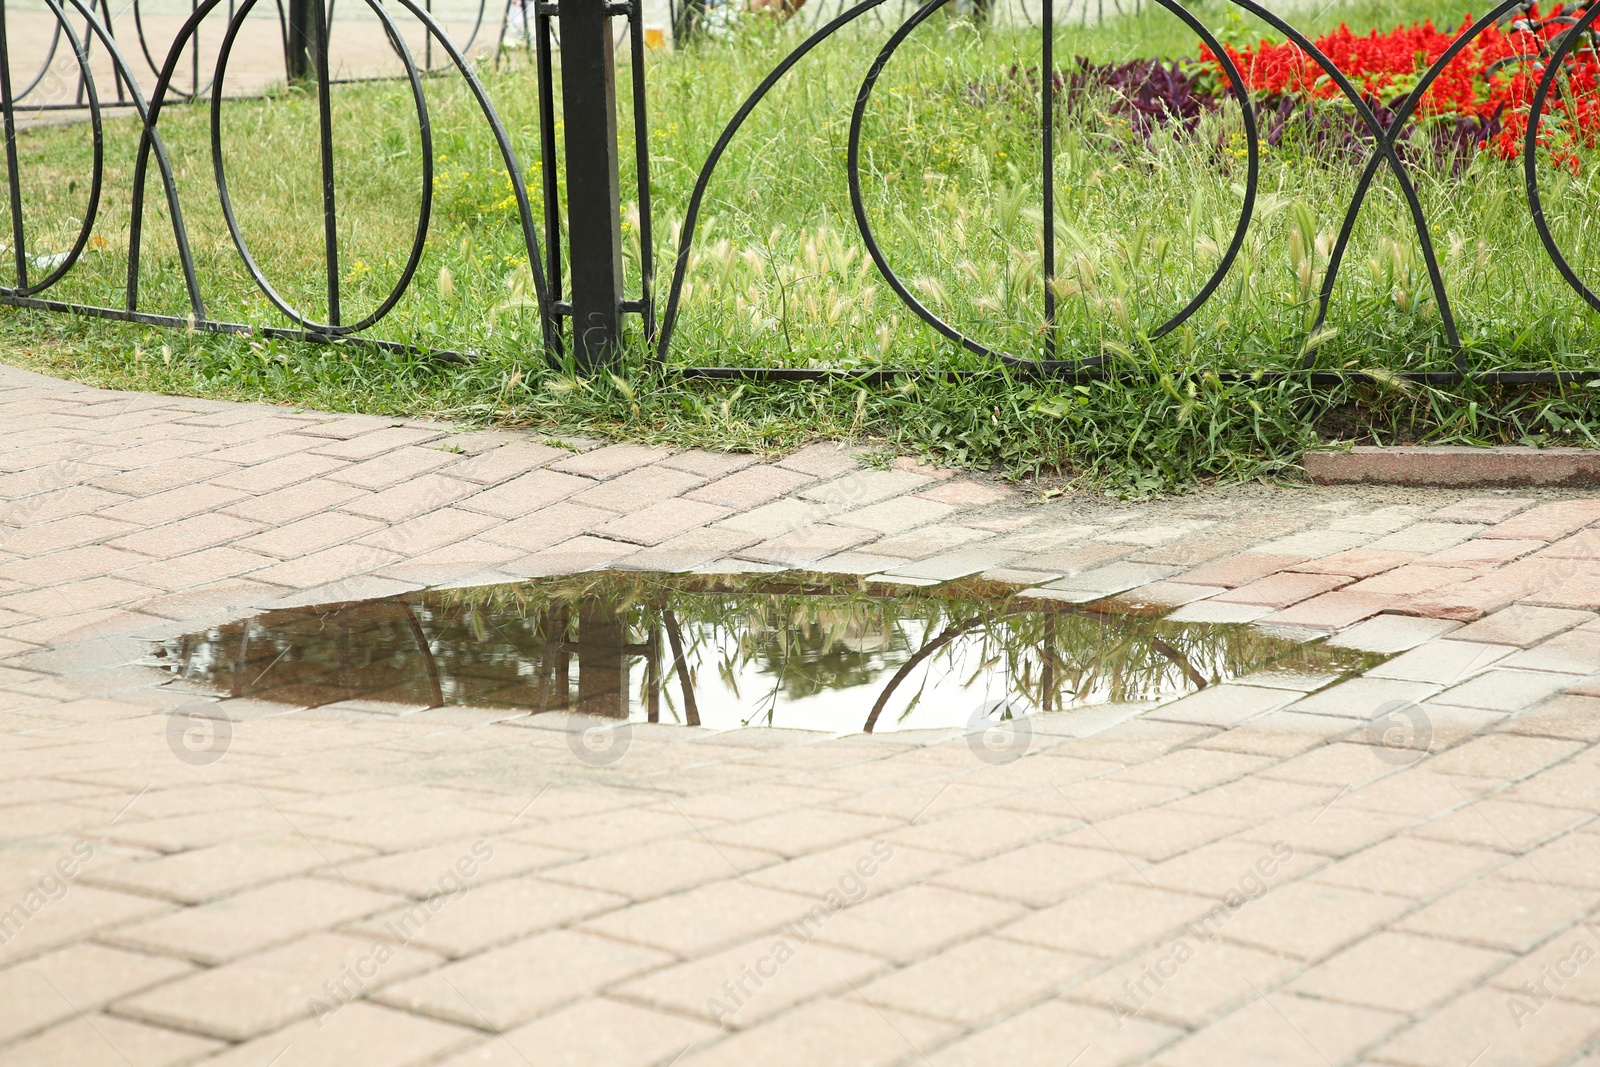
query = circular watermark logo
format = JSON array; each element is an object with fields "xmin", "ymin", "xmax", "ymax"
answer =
[
  {"xmin": 565, "ymin": 719, "xmax": 633, "ymax": 767},
  {"xmin": 165, "ymin": 705, "xmax": 233, "ymax": 766},
  {"xmin": 965, "ymin": 699, "xmax": 1033, "ymax": 765},
  {"xmin": 1365, "ymin": 700, "xmax": 1433, "ymax": 765}
]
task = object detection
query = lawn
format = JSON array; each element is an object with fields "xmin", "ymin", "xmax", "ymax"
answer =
[{"xmin": 3, "ymin": 0, "xmax": 1598, "ymax": 490}]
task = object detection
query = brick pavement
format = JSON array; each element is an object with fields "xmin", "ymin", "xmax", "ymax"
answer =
[{"xmin": 3, "ymin": 363, "xmax": 1600, "ymax": 1066}]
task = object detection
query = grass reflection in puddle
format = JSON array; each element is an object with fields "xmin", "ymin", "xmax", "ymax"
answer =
[{"xmin": 155, "ymin": 571, "xmax": 1382, "ymax": 734}]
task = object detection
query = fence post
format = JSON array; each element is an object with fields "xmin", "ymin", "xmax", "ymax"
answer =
[
  {"xmin": 558, "ymin": 0, "xmax": 625, "ymax": 370},
  {"xmin": 286, "ymin": 0, "xmax": 316, "ymax": 81}
]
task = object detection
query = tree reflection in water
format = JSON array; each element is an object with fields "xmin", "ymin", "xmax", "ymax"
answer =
[{"xmin": 155, "ymin": 572, "xmax": 1379, "ymax": 733}]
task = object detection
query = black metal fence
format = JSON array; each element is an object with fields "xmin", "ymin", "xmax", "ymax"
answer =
[{"xmin": 2, "ymin": 0, "xmax": 1598, "ymax": 384}]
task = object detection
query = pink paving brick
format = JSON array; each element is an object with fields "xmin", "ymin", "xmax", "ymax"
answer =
[
  {"xmin": 1212, "ymin": 571, "xmax": 1351, "ymax": 608},
  {"xmin": 1180, "ymin": 553, "xmax": 1306, "ymax": 588},
  {"xmin": 1481, "ymin": 500, "xmax": 1600, "ymax": 542},
  {"xmin": 570, "ymin": 466, "xmax": 706, "ymax": 512},
  {"xmin": 1349, "ymin": 564, "xmax": 1484, "ymax": 596},
  {"xmin": 1287, "ymin": 549, "xmax": 1418, "ymax": 578},
  {"xmin": 1258, "ymin": 591, "xmax": 1399, "ymax": 630},
  {"xmin": 685, "ymin": 466, "xmax": 817, "ymax": 511},
  {"xmin": 1422, "ymin": 538, "xmax": 1546, "ymax": 567},
  {"xmin": 591, "ymin": 499, "xmax": 733, "ymax": 546},
  {"xmin": 916, "ymin": 480, "xmax": 1015, "ymax": 506},
  {"xmin": 548, "ymin": 444, "xmax": 671, "ymax": 479},
  {"xmin": 478, "ymin": 503, "xmax": 617, "ymax": 552},
  {"xmin": 1541, "ymin": 528, "xmax": 1600, "ymax": 560},
  {"xmin": 458, "ymin": 469, "xmax": 591, "ymax": 519},
  {"xmin": 1426, "ymin": 497, "xmax": 1537, "ymax": 524}
]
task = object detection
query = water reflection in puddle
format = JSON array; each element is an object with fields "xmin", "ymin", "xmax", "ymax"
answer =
[{"xmin": 156, "ymin": 572, "xmax": 1379, "ymax": 733}]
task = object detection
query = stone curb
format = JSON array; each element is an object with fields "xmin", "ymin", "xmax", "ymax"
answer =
[{"xmin": 1305, "ymin": 446, "xmax": 1600, "ymax": 487}]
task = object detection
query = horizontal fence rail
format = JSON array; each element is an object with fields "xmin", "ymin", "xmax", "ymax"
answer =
[{"xmin": 1, "ymin": 0, "xmax": 1598, "ymax": 384}]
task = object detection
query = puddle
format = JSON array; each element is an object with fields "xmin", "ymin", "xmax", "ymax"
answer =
[{"xmin": 154, "ymin": 571, "xmax": 1381, "ymax": 734}]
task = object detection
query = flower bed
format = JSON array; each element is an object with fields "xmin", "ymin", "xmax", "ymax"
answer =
[{"xmin": 1040, "ymin": 2, "xmax": 1600, "ymax": 172}]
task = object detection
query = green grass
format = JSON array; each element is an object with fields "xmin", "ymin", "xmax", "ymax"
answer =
[{"xmin": 3, "ymin": 0, "xmax": 1598, "ymax": 492}]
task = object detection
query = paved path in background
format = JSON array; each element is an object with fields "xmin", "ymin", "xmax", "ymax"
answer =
[{"xmin": 3, "ymin": 362, "xmax": 1600, "ymax": 1067}]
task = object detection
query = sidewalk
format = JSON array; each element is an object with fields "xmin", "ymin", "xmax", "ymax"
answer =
[{"xmin": 3, "ymin": 362, "xmax": 1600, "ymax": 1067}]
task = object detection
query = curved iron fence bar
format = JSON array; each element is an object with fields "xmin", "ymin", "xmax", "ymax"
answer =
[
  {"xmin": 209, "ymin": 0, "xmax": 435, "ymax": 334},
  {"xmin": 1525, "ymin": 0, "xmax": 1600, "ymax": 314},
  {"xmin": 846, "ymin": 0, "xmax": 1258, "ymax": 372},
  {"xmin": 1222, "ymin": 1, "xmax": 1461, "ymax": 370},
  {"xmin": 1305, "ymin": 0, "xmax": 1525, "ymax": 371},
  {"xmin": 132, "ymin": 0, "xmax": 217, "ymax": 101},
  {"xmin": 129, "ymin": 0, "xmax": 230, "ymax": 319},
  {"xmin": 653, "ymin": 0, "xmax": 899, "ymax": 364},
  {"xmin": 377, "ymin": 0, "xmax": 555, "ymax": 330},
  {"xmin": 0, "ymin": 0, "xmax": 106, "ymax": 298}
]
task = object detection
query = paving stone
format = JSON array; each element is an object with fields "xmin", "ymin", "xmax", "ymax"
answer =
[
  {"xmin": 1041, "ymin": 563, "xmax": 1182, "ymax": 598},
  {"xmin": 884, "ymin": 547, "xmax": 1019, "ymax": 581},
  {"xmin": 830, "ymin": 496, "xmax": 957, "ymax": 534},
  {"xmin": 82, "ymin": 835, "xmax": 372, "ymax": 904},
  {"xmin": 1288, "ymin": 549, "xmax": 1419, "ymax": 578},
  {"xmin": 0, "ymin": 1013, "xmax": 223, "ymax": 1067},
  {"xmin": 372, "ymin": 929, "xmax": 671, "ymax": 1031},
  {"xmin": 104, "ymin": 513, "xmax": 262, "ymax": 557},
  {"xmin": 738, "ymin": 524, "xmax": 877, "ymax": 566},
  {"xmin": 1260, "ymin": 590, "xmax": 1398, "ymax": 629},
  {"xmin": 0, "ymin": 882, "xmax": 170, "ymax": 964},
  {"xmin": 435, "ymin": 998, "xmax": 716, "ymax": 1067},
  {"xmin": 1428, "ymin": 733, "xmax": 1584, "ymax": 780},
  {"xmin": 1453, "ymin": 604, "xmax": 1596, "ymax": 647},
  {"xmin": 811, "ymin": 884, "xmax": 1024, "ymax": 963},
  {"xmin": 1366, "ymin": 521, "xmax": 1484, "ymax": 553},
  {"xmin": 591, "ymin": 498, "xmax": 732, "ymax": 546},
  {"xmin": 773, "ymin": 444, "xmax": 859, "ymax": 478},
  {"xmin": 1069, "ymin": 938, "xmax": 1300, "ymax": 1028},
  {"xmin": 579, "ymin": 878, "xmax": 820, "ymax": 956},
  {"xmin": 1246, "ymin": 530, "xmax": 1374, "ymax": 557},
  {"xmin": 929, "ymin": 842, "xmax": 1129, "ymax": 907},
  {"xmin": 1503, "ymin": 694, "xmax": 1600, "ymax": 741},
  {"xmin": 1506, "ymin": 630, "xmax": 1600, "ymax": 676},
  {"xmin": 1367, "ymin": 639, "xmax": 1518, "ymax": 684},
  {"xmin": 1164, "ymin": 600, "xmax": 1276, "ymax": 624},
  {"xmin": 1311, "ymin": 836, "xmax": 1504, "ymax": 898},
  {"xmin": 869, "ymin": 524, "xmax": 994, "ymax": 559},
  {"xmin": 103, "ymin": 877, "xmax": 405, "ymax": 964},
  {"xmin": 746, "ymin": 841, "xmax": 955, "ymax": 902},
  {"xmin": 1431, "ymin": 669, "xmax": 1587, "ymax": 712},
  {"xmin": 684, "ymin": 466, "xmax": 816, "ymax": 510},
  {"xmin": 1350, "ymin": 564, "xmax": 1484, "ymax": 596},
  {"xmin": 1481, "ymin": 500, "xmax": 1600, "ymax": 542},
  {"xmin": 1288, "ymin": 677, "xmax": 1442, "ymax": 719},
  {"xmin": 708, "ymin": 810, "xmax": 899, "ymax": 859},
  {"xmin": 1369, "ymin": 984, "xmax": 1600, "ymax": 1067},
  {"xmin": 612, "ymin": 934, "xmax": 887, "ymax": 1028},
  {"xmin": 1218, "ymin": 881, "xmax": 1413, "ymax": 959},
  {"xmin": 676, "ymin": 998, "xmax": 954, "ymax": 1067},
  {"xmin": 571, "ymin": 466, "xmax": 707, "ymax": 512},
  {"xmin": 309, "ymin": 426, "xmax": 446, "ymax": 460},
  {"xmin": 1145, "ymin": 685, "xmax": 1297, "ymax": 727},
  {"xmin": 1427, "ymin": 497, "xmax": 1537, "ymax": 524},
  {"xmin": 454, "ymin": 469, "xmax": 591, "ymax": 519},
  {"xmin": 711, "ymin": 498, "xmax": 835, "ymax": 539},
  {"xmin": 1414, "ymin": 797, "xmax": 1592, "ymax": 851},
  {"xmin": 220, "ymin": 478, "xmax": 367, "ymax": 524},
  {"xmin": 327, "ymin": 448, "xmax": 456, "ymax": 490},
  {"xmin": 338, "ymin": 475, "xmax": 481, "ymax": 524},
  {"xmin": 441, "ymin": 441, "xmax": 568, "ymax": 484},
  {"xmin": 1290, "ymin": 930, "xmax": 1511, "ymax": 1015},
  {"xmin": 540, "ymin": 839, "xmax": 780, "ymax": 900},
  {"xmin": 475, "ymin": 503, "xmax": 615, "ymax": 553},
  {"xmin": 857, "ymin": 936, "xmax": 1093, "ymax": 1026},
  {"xmin": 928, "ymin": 999, "xmax": 1178, "ymax": 1067},
  {"xmin": 999, "ymin": 882, "xmax": 1215, "ymax": 958},
  {"xmin": 0, "ymin": 944, "xmax": 196, "ymax": 1045},
  {"xmin": 1152, "ymin": 991, "xmax": 1404, "ymax": 1067},
  {"xmin": 916, "ymin": 479, "xmax": 1013, "ymax": 506},
  {"xmin": 548, "ymin": 444, "xmax": 671, "ymax": 479},
  {"xmin": 1396, "ymin": 876, "xmax": 1600, "ymax": 951},
  {"xmin": 1424, "ymin": 537, "xmax": 1546, "ymax": 567},
  {"xmin": 195, "ymin": 1001, "xmax": 477, "ymax": 1067}
]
